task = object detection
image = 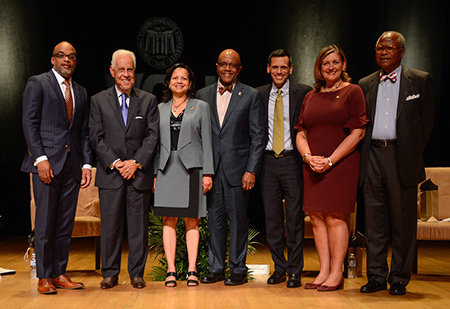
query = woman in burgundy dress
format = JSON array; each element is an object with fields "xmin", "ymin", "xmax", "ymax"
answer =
[{"xmin": 296, "ymin": 45, "xmax": 368, "ymax": 291}]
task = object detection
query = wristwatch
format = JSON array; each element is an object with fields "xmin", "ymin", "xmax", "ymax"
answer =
[
  {"xmin": 327, "ymin": 157, "xmax": 333, "ymax": 167},
  {"xmin": 134, "ymin": 160, "xmax": 143, "ymax": 169}
]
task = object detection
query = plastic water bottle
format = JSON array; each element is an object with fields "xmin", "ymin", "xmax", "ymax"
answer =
[
  {"xmin": 30, "ymin": 252, "xmax": 37, "ymax": 279},
  {"xmin": 348, "ymin": 253, "xmax": 357, "ymax": 279}
]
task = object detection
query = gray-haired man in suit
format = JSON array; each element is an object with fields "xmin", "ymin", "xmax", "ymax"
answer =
[
  {"xmin": 21, "ymin": 41, "xmax": 93, "ymax": 294},
  {"xmin": 359, "ymin": 31, "xmax": 434, "ymax": 295},
  {"xmin": 89, "ymin": 49, "xmax": 159, "ymax": 290}
]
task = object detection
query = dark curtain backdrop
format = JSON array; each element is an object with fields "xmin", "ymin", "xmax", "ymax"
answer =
[{"xmin": 1, "ymin": 0, "xmax": 448, "ymax": 236}]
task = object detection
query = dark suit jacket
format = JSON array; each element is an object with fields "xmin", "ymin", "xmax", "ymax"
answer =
[
  {"xmin": 89, "ymin": 86, "xmax": 159, "ymax": 190},
  {"xmin": 156, "ymin": 99, "xmax": 214, "ymax": 174},
  {"xmin": 359, "ymin": 66, "xmax": 435, "ymax": 187},
  {"xmin": 257, "ymin": 82, "xmax": 312, "ymax": 163},
  {"xmin": 197, "ymin": 81, "xmax": 265, "ymax": 187},
  {"xmin": 21, "ymin": 70, "xmax": 92, "ymax": 179}
]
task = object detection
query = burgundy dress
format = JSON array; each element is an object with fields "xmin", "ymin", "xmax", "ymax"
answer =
[{"xmin": 296, "ymin": 84, "xmax": 369, "ymax": 213}]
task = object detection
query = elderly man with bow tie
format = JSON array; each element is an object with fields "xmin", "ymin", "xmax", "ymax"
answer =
[{"xmin": 358, "ymin": 31, "xmax": 435, "ymax": 296}]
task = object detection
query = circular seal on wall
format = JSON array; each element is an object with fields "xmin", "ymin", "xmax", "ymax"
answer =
[{"xmin": 137, "ymin": 17, "xmax": 183, "ymax": 69}]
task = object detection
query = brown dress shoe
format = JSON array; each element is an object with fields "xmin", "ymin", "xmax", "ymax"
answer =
[
  {"xmin": 131, "ymin": 277, "xmax": 146, "ymax": 289},
  {"xmin": 52, "ymin": 274, "xmax": 85, "ymax": 289},
  {"xmin": 38, "ymin": 278, "xmax": 57, "ymax": 294},
  {"xmin": 100, "ymin": 276, "xmax": 118, "ymax": 289}
]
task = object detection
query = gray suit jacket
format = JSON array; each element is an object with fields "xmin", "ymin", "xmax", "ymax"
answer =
[
  {"xmin": 359, "ymin": 66, "xmax": 435, "ymax": 187},
  {"xmin": 197, "ymin": 81, "xmax": 265, "ymax": 186},
  {"xmin": 156, "ymin": 98, "xmax": 214, "ymax": 174},
  {"xmin": 89, "ymin": 86, "xmax": 159, "ymax": 190}
]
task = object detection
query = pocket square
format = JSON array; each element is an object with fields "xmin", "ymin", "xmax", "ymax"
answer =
[
  {"xmin": 135, "ymin": 116, "xmax": 144, "ymax": 119},
  {"xmin": 406, "ymin": 94, "xmax": 420, "ymax": 101}
]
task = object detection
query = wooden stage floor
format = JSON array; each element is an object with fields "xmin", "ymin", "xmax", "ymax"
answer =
[{"xmin": 0, "ymin": 236, "xmax": 449, "ymax": 308}]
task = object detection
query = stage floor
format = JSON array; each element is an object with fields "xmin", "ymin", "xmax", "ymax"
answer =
[{"xmin": 0, "ymin": 236, "xmax": 449, "ymax": 308}]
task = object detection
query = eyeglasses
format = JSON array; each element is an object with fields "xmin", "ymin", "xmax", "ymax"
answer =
[
  {"xmin": 217, "ymin": 62, "xmax": 241, "ymax": 69},
  {"xmin": 375, "ymin": 45, "xmax": 403, "ymax": 53},
  {"xmin": 53, "ymin": 52, "xmax": 77, "ymax": 61}
]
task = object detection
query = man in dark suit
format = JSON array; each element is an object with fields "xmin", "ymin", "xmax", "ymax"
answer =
[
  {"xmin": 21, "ymin": 41, "xmax": 93, "ymax": 294},
  {"xmin": 89, "ymin": 49, "xmax": 159, "ymax": 289},
  {"xmin": 197, "ymin": 49, "xmax": 264, "ymax": 285},
  {"xmin": 359, "ymin": 31, "xmax": 434, "ymax": 295},
  {"xmin": 257, "ymin": 49, "xmax": 311, "ymax": 288}
]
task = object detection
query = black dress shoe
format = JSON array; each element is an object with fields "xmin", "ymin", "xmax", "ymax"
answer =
[
  {"xmin": 224, "ymin": 273, "xmax": 248, "ymax": 286},
  {"xmin": 267, "ymin": 271, "xmax": 286, "ymax": 284},
  {"xmin": 287, "ymin": 274, "xmax": 302, "ymax": 288},
  {"xmin": 389, "ymin": 282, "xmax": 406, "ymax": 295},
  {"xmin": 100, "ymin": 276, "xmax": 118, "ymax": 289},
  {"xmin": 360, "ymin": 280, "xmax": 387, "ymax": 293},
  {"xmin": 131, "ymin": 277, "xmax": 146, "ymax": 289},
  {"xmin": 200, "ymin": 272, "xmax": 225, "ymax": 283}
]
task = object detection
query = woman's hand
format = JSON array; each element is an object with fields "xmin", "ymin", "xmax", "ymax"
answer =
[{"xmin": 306, "ymin": 155, "xmax": 331, "ymax": 173}]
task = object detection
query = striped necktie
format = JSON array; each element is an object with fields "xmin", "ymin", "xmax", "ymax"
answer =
[{"xmin": 63, "ymin": 80, "xmax": 73, "ymax": 122}]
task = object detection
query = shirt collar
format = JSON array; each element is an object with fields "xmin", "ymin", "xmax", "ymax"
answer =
[
  {"xmin": 271, "ymin": 79, "xmax": 290, "ymax": 95},
  {"xmin": 52, "ymin": 68, "xmax": 72, "ymax": 85},
  {"xmin": 217, "ymin": 80, "xmax": 236, "ymax": 92},
  {"xmin": 381, "ymin": 64, "xmax": 402, "ymax": 78},
  {"xmin": 114, "ymin": 85, "xmax": 131, "ymax": 98}
]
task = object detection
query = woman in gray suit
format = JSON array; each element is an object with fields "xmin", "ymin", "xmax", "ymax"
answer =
[{"xmin": 153, "ymin": 63, "xmax": 214, "ymax": 287}]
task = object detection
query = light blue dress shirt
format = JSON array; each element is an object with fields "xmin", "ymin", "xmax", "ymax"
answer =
[
  {"xmin": 266, "ymin": 80, "xmax": 293, "ymax": 151},
  {"xmin": 372, "ymin": 65, "xmax": 402, "ymax": 140}
]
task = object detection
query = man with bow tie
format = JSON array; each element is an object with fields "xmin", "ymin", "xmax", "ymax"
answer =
[
  {"xmin": 197, "ymin": 49, "xmax": 264, "ymax": 285},
  {"xmin": 89, "ymin": 49, "xmax": 159, "ymax": 290},
  {"xmin": 358, "ymin": 31, "xmax": 435, "ymax": 295}
]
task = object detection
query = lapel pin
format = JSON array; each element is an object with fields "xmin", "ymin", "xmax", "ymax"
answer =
[
  {"xmin": 191, "ymin": 106, "xmax": 195, "ymax": 109},
  {"xmin": 238, "ymin": 92, "xmax": 242, "ymax": 96}
]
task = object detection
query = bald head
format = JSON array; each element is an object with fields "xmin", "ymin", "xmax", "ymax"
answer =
[
  {"xmin": 216, "ymin": 49, "xmax": 242, "ymax": 86},
  {"xmin": 217, "ymin": 49, "xmax": 241, "ymax": 64},
  {"xmin": 52, "ymin": 41, "xmax": 76, "ymax": 55},
  {"xmin": 51, "ymin": 41, "xmax": 77, "ymax": 79}
]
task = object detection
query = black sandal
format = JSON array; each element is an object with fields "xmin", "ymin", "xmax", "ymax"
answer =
[
  {"xmin": 165, "ymin": 272, "xmax": 177, "ymax": 287},
  {"xmin": 186, "ymin": 271, "xmax": 199, "ymax": 286}
]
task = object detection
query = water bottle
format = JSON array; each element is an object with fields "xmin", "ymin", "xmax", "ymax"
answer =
[
  {"xmin": 30, "ymin": 252, "xmax": 37, "ymax": 279},
  {"xmin": 348, "ymin": 253, "xmax": 357, "ymax": 279}
]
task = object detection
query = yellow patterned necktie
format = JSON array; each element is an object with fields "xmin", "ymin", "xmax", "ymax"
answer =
[{"xmin": 272, "ymin": 89, "xmax": 284, "ymax": 157}]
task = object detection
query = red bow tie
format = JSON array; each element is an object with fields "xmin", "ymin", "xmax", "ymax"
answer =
[
  {"xmin": 219, "ymin": 85, "xmax": 233, "ymax": 95},
  {"xmin": 379, "ymin": 72, "xmax": 398, "ymax": 83}
]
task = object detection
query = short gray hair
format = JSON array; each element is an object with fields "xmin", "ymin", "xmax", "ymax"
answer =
[
  {"xmin": 111, "ymin": 49, "xmax": 136, "ymax": 69},
  {"xmin": 376, "ymin": 31, "xmax": 406, "ymax": 49}
]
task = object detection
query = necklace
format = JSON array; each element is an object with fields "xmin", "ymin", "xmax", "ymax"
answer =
[
  {"xmin": 172, "ymin": 98, "xmax": 187, "ymax": 112},
  {"xmin": 320, "ymin": 79, "xmax": 342, "ymax": 93}
]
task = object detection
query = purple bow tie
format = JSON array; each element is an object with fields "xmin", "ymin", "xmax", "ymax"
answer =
[{"xmin": 379, "ymin": 71, "xmax": 398, "ymax": 83}]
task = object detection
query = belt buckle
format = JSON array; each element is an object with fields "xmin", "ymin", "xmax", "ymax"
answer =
[{"xmin": 381, "ymin": 140, "xmax": 388, "ymax": 147}]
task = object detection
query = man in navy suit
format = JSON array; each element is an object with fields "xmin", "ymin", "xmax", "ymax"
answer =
[
  {"xmin": 197, "ymin": 49, "xmax": 264, "ymax": 285},
  {"xmin": 21, "ymin": 41, "xmax": 93, "ymax": 294},
  {"xmin": 89, "ymin": 49, "xmax": 159, "ymax": 289},
  {"xmin": 257, "ymin": 49, "xmax": 311, "ymax": 288},
  {"xmin": 359, "ymin": 31, "xmax": 434, "ymax": 295}
]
